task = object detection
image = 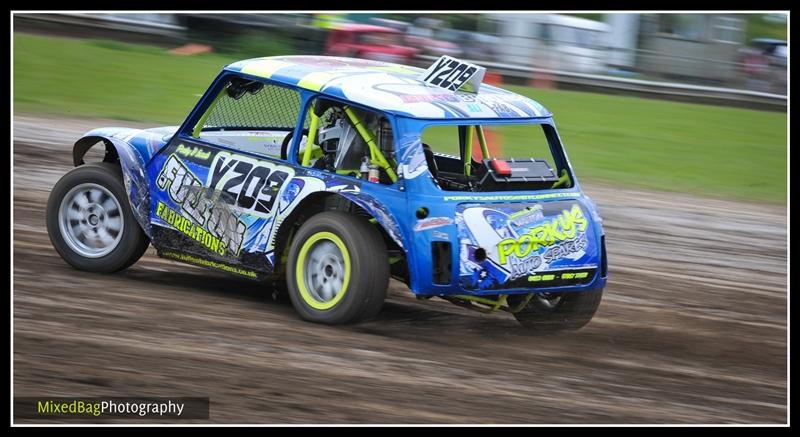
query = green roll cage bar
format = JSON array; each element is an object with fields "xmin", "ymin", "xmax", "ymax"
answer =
[
  {"xmin": 463, "ymin": 125, "xmax": 491, "ymax": 176},
  {"xmin": 301, "ymin": 104, "xmax": 398, "ymax": 183}
]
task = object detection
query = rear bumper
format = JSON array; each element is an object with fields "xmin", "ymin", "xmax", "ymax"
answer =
[
  {"xmin": 421, "ymin": 264, "xmax": 607, "ymax": 297},
  {"xmin": 405, "ymin": 193, "xmax": 607, "ymax": 296}
]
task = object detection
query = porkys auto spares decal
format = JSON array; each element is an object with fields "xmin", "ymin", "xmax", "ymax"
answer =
[{"xmin": 456, "ymin": 201, "xmax": 599, "ymax": 290}]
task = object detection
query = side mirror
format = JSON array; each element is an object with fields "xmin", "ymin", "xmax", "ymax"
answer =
[
  {"xmin": 226, "ymin": 79, "xmax": 263, "ymax": 100},
  {"xmin": 226, "ymin": 83, "xmax": 246, "ymax": 100}
]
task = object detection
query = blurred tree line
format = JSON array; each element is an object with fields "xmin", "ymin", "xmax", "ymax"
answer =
[
  {"xmin": 744, "ymin": 13, "xmax": 787, "ymax": 41},
  {"xmin": 178, "ymin": 12, "xmax": 786, "ymax": 59}
]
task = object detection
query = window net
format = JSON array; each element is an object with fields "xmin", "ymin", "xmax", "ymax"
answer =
[{"xmin": 204, "ymin": 83, "xmax": 303, "ymax": 130}]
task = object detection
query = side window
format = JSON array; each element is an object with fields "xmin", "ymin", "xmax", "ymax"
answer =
[
  {"xmin": 295, "ymin": 97, "xmax": 397, "ymax": 185},
  {"xmin": 422, "ymin": 124, "xmax": 558, "ymax": 169},
  {"xmin": 193, "ymin": 77, "xmax": 302, "ymax": 159},
  {"xmin": 421, "ymin": 123, "xmax": 567, "ymax": 192}
]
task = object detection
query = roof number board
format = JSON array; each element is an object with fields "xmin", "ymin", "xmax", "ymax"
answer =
[{"xmin": 419, "ymin": 56, "xmax": 486, "ymax": 94}]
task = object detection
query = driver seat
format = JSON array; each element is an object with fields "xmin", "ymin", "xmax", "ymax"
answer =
[{"xmin": 422, "ymin": 143, "xmax": 439, "ymax": 179}]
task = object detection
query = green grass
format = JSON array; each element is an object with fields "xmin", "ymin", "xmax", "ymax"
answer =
[
  {"xmin": 14, "ymin": 32, "xmax": 787, "ymax": 203},
  {"xmin": 14, "ymin": 33, "xmax": 240, "ymax": 124},
  {"xmin": 506, "ymin": 86, "xmax": 786, "ymax": 203}
]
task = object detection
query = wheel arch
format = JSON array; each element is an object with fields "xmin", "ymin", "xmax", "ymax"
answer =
[
  {"xmin": 272, "ymin": 190, "xmax": 410, "ymax": 284},
  {"xmin": 73, "ymin": 136, "xmax": 118, "ymax": 167},
  {"xmin": 72, "ymin": 135, "xmax": 153, "ymax": 237}
]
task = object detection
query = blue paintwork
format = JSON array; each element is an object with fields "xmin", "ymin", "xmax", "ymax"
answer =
[
  {"xmin": 71, "ymin": 58, "xmax": 606, "ymax": 297},
  {"xmin": 75, "ymin": 126, "xmax": 178, "ymax": 236}
]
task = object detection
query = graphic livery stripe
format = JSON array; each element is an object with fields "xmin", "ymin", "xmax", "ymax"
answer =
[
  {"xmin": 239, "ymin": 59, "xmax": 295, "ymax": 79},
  {"xmin": 297, "ymin": 71, "xmax": 342, "ymax": 91},
  {"xmin": 366, "ymin": 65, "xmax": 421, "ymax": 75}
]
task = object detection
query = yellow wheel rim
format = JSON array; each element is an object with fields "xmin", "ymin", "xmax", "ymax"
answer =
[{"xmin": 295, "ymin": 231, "xmax": 351, "ymax": 310}]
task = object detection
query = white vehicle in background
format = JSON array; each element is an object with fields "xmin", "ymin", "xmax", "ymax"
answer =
[
  {"xmin": 405, "ymin": 17, "xmax": 463, "ymax": 59},
  {"xmin": 482, "ymin": 13, "xmax": 610, "ymax": 74}
]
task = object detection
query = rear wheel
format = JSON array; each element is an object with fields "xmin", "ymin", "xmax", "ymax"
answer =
[
  {"xmin": 508, "ymin": 289, "xmax": 603, "ymax": 333},
  {"xmin": 46, "ymin": 163, "xmax": 150, "ymax": 273},
  {"xmin": 286, "ymin": 211, "xmax": 389, "ymax": 324}
]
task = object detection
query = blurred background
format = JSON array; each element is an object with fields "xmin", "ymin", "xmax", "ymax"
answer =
[
  {"xmin": 14, "ymin": 12, "xmax": 788, "ymax": 95},
  {"xmin": 13, "ymin": 11, "xmax": 788, "ymax": 201}
]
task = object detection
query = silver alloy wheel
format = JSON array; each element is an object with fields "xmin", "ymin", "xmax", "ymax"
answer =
[
  {"xmin": 303, "ymin": 240, "xmax": 346, "ymax": 303},
  {"xmin": 534, "ymin": 292, "xmax": 563, "ymax": 310},
  {"xmin": 58, "ymin": 183, "xmax": 124, "ymax": 258}
]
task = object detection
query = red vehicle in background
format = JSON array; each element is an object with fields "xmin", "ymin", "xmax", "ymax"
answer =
[{"xmin": 324, "ymin": 24, "xmax": 418, "ymax": 64}]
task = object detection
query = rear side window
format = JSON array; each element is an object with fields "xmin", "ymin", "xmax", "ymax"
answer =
[
  {"xmin": 420, "ymin": 123, "xmax": 569, "ymax": 192},
  {"xmin": 422, "ymin": 123, "xmax": 558, "ymax": 168}
]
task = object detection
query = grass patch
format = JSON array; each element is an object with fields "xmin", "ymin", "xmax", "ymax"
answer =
[
  {"xmin": 14, "ymin": 33, "xmax": 240, "ymax": 124},
  {"xmin": 506, "ymin": 86, "xmax": 786, "ymax": 203},
  {"xmin": 14, "ymin": 32, "xmax": 786, "ymax": 203}
]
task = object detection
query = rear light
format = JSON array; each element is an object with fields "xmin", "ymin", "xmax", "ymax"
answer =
[{"xmin": 490, "ymin": 159, "xmax": 512, "ymax": 176}]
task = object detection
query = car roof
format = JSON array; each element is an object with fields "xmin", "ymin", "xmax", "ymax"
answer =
[{"xmin": 224, "ymin": 55, "xmax": 552, "ymax": 120}]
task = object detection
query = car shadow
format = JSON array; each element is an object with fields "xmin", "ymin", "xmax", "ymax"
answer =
[
  {"xmin": 119, "ymin": 264, "xmax": 286, "ymax": 306},
  {"xmin": 117, "ymin": 261, "xmax": 585, "ymax": 341}
]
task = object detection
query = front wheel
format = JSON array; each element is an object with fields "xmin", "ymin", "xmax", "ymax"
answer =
[
  {"xmin": 508, "ymin": 289, "xmax": 603, "ymax": 333},
  {"xmin": 46, "ymin": 163, "xmax": 150, "ymax": 273},
  {"xmin": 286, "ymin": 211, "xmax": 389, "ymax": 324}
]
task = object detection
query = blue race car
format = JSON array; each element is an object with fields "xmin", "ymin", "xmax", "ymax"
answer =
[{"xmin": 46, "ymin": 55, "xmax": 607, "ymax": 331}]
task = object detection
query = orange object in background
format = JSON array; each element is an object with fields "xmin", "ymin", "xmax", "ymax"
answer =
[
  {"xmin": 470, "ymin": 129, "xmax": 503, "ymax": 161},
  {"xmin": 483, "ymin": 71, "xmax": 502, "ymax": 86},
  {"xmin": 169, "ymin": 43, "xmax": 213, "ymax": 56},
  {"xmin": 470, "ymin": 133, "xmax": 483, "ymax": 162},
  {"xmin": 530, "ymin": 71, "xmax": 556, "ymax": 89},
  {"xmin": 474, "ymin": 70, "xmax": 503, "ymax": 158}
]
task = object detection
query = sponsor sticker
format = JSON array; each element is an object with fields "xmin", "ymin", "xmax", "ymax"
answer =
[
  {"xmin": 175, "ymin": 143, "xmax": 212, "ymax": 162},
  {"xmin": 414, "ymin": 216, "xmax": 454, "ymax": 232},
  {"xmin": 156, "ymin": 154, "xmax": 246, "ymax": 255},
  {"xmin": 456, "ymin": 201, "xmax": 598, "ymax": 290},
  {"xmin": 432, "ymin": 230, "xmax": 449, "ymax": 240},
  {"xmin": 208, "ymin": 152, "xmax": 293, "ymax": 218}
]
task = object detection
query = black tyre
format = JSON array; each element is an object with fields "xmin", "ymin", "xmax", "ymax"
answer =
[
  {"xmin": 508, "ymin": 289, "xmax": 603, "ymax": 333},
  {"xmin": 46, "ymin": 163, "xmax": 150, "ymax": 273},
  {"xmin": 286, "ymin": 211, "xmax": 389, "ymax": 324}
]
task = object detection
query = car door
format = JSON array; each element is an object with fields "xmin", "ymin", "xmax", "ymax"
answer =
[{"xmin": 146, "ymin": 75, "xmax": 304, "ymax": 278}]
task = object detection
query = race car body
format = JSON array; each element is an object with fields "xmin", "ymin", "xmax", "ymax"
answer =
[{"xmin": 47, "ymin": 55, "xmax": 607, "ymax": 330}]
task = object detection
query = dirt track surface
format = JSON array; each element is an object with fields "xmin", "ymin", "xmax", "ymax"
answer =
[{"xmin": 13, "ymin": 115, "xmax": 787, "ymax": 424}]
